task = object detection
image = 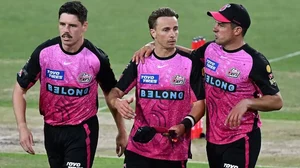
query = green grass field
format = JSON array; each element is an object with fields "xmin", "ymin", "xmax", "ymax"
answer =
[{"xmin": 1, "ymin": 0, "xmax": 300, "ymax": 167}]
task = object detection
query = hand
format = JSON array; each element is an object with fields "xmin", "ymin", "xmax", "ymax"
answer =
[
  {"xmin": 225, "ymin": 99, "xmax": 250, "ymax": 128},
  {"xmin": 131, "ymin": 42, "xmax": 155, "ymax": 64},
  {"xmin": 116, "ymin": 131, "xmax": 128, "ymax": 157},
  {"xmin": 114, "ymin": 97, "xmax": 135, "ymax": 120},
  {"xmin": 168, "ymin": 124, "xmax": 186, "ymax": 138},
  {"xmin": 18, "ymin": 125, "xmax": 35, "ymax": 155}
]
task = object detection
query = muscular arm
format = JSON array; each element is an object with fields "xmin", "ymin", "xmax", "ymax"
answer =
[{"xmin": 246, "ymin": 92, "xmax": 283, "ymax": 111}]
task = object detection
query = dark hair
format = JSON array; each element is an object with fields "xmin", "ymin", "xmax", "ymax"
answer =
[
  {"xmin": 230, "ymin": 22, "xmax": 248, "ymax": 36},
  {"xmin": 148, "ymin": 7, "xmax": 179, "ymax": 29},
  {"xmin": 58, "ymin": 1, "xmax": 88, "ymax": 24}
]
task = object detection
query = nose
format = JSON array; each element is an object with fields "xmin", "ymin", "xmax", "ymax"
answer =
[
  {"xmin": 213, "ymin": 23, "xmax": 218, "ymax": 33},
  {"xmin": 170, "ymin": 29, "xmax": 177, "ymax": 38}
]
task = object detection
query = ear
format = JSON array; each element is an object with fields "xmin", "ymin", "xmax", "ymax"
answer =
[
  {"xmin": 150, "ymin": 29, "xmax": 156, "ymax": 39},
  {"xmin": 233, "ymin": 26, "xmax": 243, "ymax": 36},
  {"xmin": 83, "ymin": 21, "xmax": 88, "ymax": 32}
]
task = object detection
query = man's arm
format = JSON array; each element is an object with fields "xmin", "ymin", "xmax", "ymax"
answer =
[
  {"xmin": 108, "ymin": 88, "xmax": 135, "ymax": 120},
  {"xmin": 12, "ymin": 82, "xmax": 35, "ymax": 155},
  {"xmin": 244, "ymin": 93, "xmax": 283, "ymax": 111}
]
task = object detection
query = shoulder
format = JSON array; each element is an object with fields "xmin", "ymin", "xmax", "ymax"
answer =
[
  {"xmin": 242, "ymin": 44, "xmax": 269, "ymax": 64},
  {"xmin": 84, "ymin": 39, "xmax": 109, "ymax": 61}
]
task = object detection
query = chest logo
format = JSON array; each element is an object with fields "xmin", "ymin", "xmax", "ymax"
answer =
[
  {"xmin": 205, "ymin": 58, "xmax": 219, "ymax": 71},
  {"xmin": 140, "ymin": 74, "xmax": 159, "ymax": 84},
  {"xmin": 78, "ymin": 72, "xmax": 93, "ymax": 83},
  {"xmin": 227, "ymin": 68, "xmax": 240, "ymax": 78},
  {"xmin": 172, "ymin": 75, "xmax": 185, "ymax": 85}
]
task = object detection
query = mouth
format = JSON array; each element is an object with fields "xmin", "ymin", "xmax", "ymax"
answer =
[
  {"xmin": 61, "ymin": 34, "xmax": 72, "ymax": 40},
  {"xmin": 168, "ymin": 40, "xmax": 176, "ymax": 44}
]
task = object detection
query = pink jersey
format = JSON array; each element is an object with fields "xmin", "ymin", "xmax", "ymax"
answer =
[
  {"xmin": 193, "ymin": 42, "xmax": 279, "ymax": 144},
  {"xmin": 116, "ymin": 50, "xmax": 204, "ymax": 161},
  {"xmin": 17, "ymin": 37, "xmax": 117, "ymax": 125}
]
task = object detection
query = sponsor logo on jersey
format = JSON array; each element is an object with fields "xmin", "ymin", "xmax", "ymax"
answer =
[
  {"xmin": 205, "ymin": 74, "xmax": 236, "ymax": 92},
  {"xmin": 66, "ymin": 162, "xmax": 82, "ymax": 168},
  {"xmin": 18, "ymin": 69, "xmax": 28, "ymax": 77},
  {"xmin": 227, "ymin": 68, "xmax": 240, "ymax": 78},
  {"xmin": 268, "ymin": 73, "xmax": 277, "ymax": 86},
  {"xmin": 172, "ymin": 75, "xmax": 185, "ymax": 85},
  {"xmin": 46, "ymin": 69, "xmax": 64, "ymax": 80},
  {"xmin": 140, "ymin": 74, "xmax": 159, "ymax": 84},
  {"xmin": 140, "ymin": 89, "xmax": 184, "ymax": 100},
  {"xmin": 266, "ymin": 65, "xmax": 272, "ymax": 73},
  {"xmin": 47, "ymin": 83, "xmax": 90, "ymax": 97},
  {"xmin": 224, "ymin": 163, "xmax": 238, "ymax": 168},
  {"xmin": 205, "ymin": 58, "xmax": 219, "ymax": 71},
  {"xmin": 78, "ymin": 72, "xmax": 92, "ymax": 83}
]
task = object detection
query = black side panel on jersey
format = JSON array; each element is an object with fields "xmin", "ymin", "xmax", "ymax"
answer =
[
  {"xmin": 85, "ymin": 40, "xmax": 117, "ymax": 94},
  {"xmin": 17, "ymin": 37, "xmax": 60, "ymax": 89},
  {"xmin": 191, "ymin": 41, "xmax": 213, "ymax": 61},
  {"xmin": 116, "ymin": 61, "xmax": 137, "ymax": 92},
  {"xmin": 244, "ymin": 45, "xmax": 280, "ymax": 95},
  {"xmin": 177, "ymin": 50, "xmax": 205, "ymax": 100}
]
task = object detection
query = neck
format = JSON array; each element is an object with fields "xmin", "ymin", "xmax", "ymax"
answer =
[
  {"xmin": 62, "ymin": 38, "xmax": 84, "ymax": 53},
  {"xmin": 154, "ymin": 45, "xmax": 176, "ymax": 58},
  {"xmin": 223, "ymin": 39, "xmax": 245, "ymax": 51}
]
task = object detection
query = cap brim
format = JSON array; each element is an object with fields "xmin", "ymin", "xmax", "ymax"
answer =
[{"xmin": 207, "ymin": 11, "xmax": 231, "ymax": 23}]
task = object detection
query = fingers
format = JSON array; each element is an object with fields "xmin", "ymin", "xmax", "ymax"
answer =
[
  {"xmin": 126, "ymin": 97, "xmax": 134, "ymax": 104},
  {"xmin": 116, "ymin": 144, "xmax": 126, "ymax": 157},
  {"xmin": 225, "ymin": 113, "xmax": 241, "ymax": 128},
  {"xmin": 20, "ymin": 135, "xmax": 35, "ymax": 155}
]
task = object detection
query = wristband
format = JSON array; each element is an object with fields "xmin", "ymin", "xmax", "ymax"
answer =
[{"xmin": 180, "ymin": 115, "xmax": 196, "ymax": 131}]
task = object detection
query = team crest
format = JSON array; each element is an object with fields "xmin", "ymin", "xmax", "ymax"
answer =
[
  {"xmin": 78, "ymin": 72, "xmax": 92, "ymax": 83},
  {"xmin": 219, "ymin": 4, "xmax": 231, "ymax": 11},
  {"xmin": 227, "ymin": 68, "xmax": 240, "ymax": 78},
  {"xmin": 172, "ymin": 75, "xmax": 185, "ymax": 85}
]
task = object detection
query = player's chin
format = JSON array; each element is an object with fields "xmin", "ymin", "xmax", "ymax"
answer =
[{"xmin": 166, "ymin": 43, "xmax": 176, "ymax": 49}]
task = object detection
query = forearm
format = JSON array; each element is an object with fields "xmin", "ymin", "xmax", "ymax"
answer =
[
  {"xmin": 12, "ymin": 83, "xmax": 27, "ymax": 129},
  {"xmin": 176, "ymin": 45, "xmax": 193, "ymax": 54},
  {"xmin": 106, "ymin": 88, "xmax": 126, "ymax": 132},
  {"xmin": 107, "ymin": 104, "xmax": 127, "ymax": 133},
  {"xmin": 246, "ymin": 93, "xmax": 283, "ymax": 111},
  {"xmin": 188, "ymin": 100, "xmax": 205, "ymax": 122},
  {"xmin": 180, "ymin": 100, "xmax": 205, "ymax": 131}
]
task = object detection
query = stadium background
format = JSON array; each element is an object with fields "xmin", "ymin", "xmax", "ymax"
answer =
[{"xmin": 0, "ymin": 0, "xmax": 300, "ymax": 167}]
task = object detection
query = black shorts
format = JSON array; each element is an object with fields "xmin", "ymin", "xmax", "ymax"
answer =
[
  {"xmin": 124, "ymin": 150, "xmax": 187, "ymax": 168},
  {"xmin": 44, "ymin": 115, "xmax": 99, "ymax": 168},
  {"xmin": 206, "ymin": 128, "xmax": 261, "ymax": 168}
]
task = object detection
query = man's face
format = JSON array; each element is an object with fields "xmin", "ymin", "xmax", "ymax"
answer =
[
  {"xmin": 151, "ymin": 16, "xmax": 178, "ymax": 50},
  {"xmin": 59, "ymin": 13, "xmax": 87, "ymax": 47},
  {"xmin": 213, "ymin": 21, "xmax": 236, "ymax": 46}
]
